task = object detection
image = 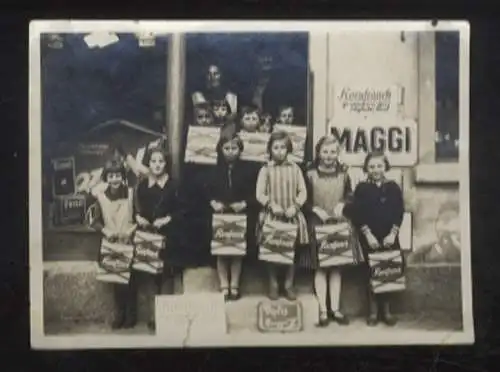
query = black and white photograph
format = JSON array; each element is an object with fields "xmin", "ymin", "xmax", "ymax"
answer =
[{"xmin": 29, "ymin": 21, "xmax": 472, "ymax": 348}]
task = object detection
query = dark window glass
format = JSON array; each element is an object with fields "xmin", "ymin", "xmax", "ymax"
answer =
[
  {"xmin": 184, "ymin": 32, "xmax": 309, "ymax": 130},
  {"xmin": 435, "ymin": 31, "xmax": 459, "ymax": 161},
  {"xmin": 40, "ymin": 33, "xmax": 169, "ymax": 149}
]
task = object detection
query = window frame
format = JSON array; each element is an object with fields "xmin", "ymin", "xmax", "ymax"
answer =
[{"xmin": 414, "ymin": 31, "xmax": 460, "ymax": 184}]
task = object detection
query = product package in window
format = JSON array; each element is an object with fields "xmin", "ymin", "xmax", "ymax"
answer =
[
  {"xmin": 272, "ymin": 124, "xmax": 306, "ymax": 163},
  {"xmin": 51, "ymin": 157, "xmax": 76, "ymax": 197},
  {"xmin": 211, "ymin": 214, "xmax": 247, "ymax": 256},
  {"xmin": 315, "ymin": 220, "xmax": 356, "ymax": 267},
  {"xmin": 96, "ymin": 239, "xmax": 134, "ymax": 284},
  {"xmin": 132, "ymin": 230, "xmax": 166, "ymax": 274},
  {"xmin": 258, "ymin": 219, "xmax": 297, "ymax": 265},
  {"xmin": 184, "ymin": 126, "xmax": 221, "ymax": 164},
  {"xmin": 367, "ymin": 249, "xmax": 406, "ymax": 293}
]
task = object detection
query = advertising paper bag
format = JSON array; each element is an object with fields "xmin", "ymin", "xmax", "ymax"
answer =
[
  {"xmin": 259, "ymin": 218, "xmax": 297, "ymax": 265},
  {"xmin": 239, "ymin": 131, "xmax": 270, "ymax": 163},
  {"xmin": 211, "ymin": 213, "xmax": 247, "ymax": 256},
  {"xmin": 96, "ymin": 239, "xmax": 134, "ymax": 284},
  {"xmin": 184, "ymin": 126, "xmax": 220, "ymax": 164},
  {"xmin": 315, "ymin": 221, "xmax": 355, "ymax": 267},
  {"xmin": 368, "ymin": 249, "xmax": 406, "ymax": 293},
  {"xmin": 132, "ymin": 230, "xmax": 166, "ymax": 274}
]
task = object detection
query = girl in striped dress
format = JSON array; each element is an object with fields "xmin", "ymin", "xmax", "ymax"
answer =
[{"xmin": 256, "ymin": 130, "xmax": 311, "ymax": 300}]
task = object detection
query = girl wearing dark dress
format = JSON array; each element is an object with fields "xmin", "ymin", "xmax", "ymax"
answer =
[
  {"xmin": 206, "ymin": 132, "xmax": 255, "ymax": 301},
  {"xmin": 134, "ymin": 145, "xmax": 184, "ymax": 331},
  {"xmin": 90, "ymin": 158, "xmax": 137, "ymax": 330},
  {"xmin": 349, "ymin": 152, "xmax": 405, "ymax": 326}
]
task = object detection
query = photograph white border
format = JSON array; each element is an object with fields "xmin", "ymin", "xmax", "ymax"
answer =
[{"xmin": 29, "ymin": 20, "xmax": 472, "ymax": 349}]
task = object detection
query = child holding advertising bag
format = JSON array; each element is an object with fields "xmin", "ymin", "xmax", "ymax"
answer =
[
  {"xmin": 349, "ymin": 152, "xmax": 405, "ymax": 327},
  {"xmin": 206, "ymin": 131, "xmax": 255, "ymax": 301},
  {"xmin": 90, "ymin": 158, "xmax": 138, "ymax": 330},
  {"xmin": 134, "ymin": 144, "xmax": 184, "ymax": 331},
  {"xmin": 256, "ymin": 130, "xmax": 311, "ymax": 301},
  {"xmin": 305, "ymin": 136, "xmax": 363, "ymax": 327}
]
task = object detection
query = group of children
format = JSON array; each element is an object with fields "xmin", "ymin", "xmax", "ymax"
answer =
[
  {"xmin": 193, "ymin": 99, "xmax": 297, "ymax": 135},
  {"xmin": 90, "ymin": 127, "xmax": 405, "ymax": 331}
]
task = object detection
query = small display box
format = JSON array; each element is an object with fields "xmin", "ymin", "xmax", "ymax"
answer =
[
  {"xmin": 51, "ymin": 157, "xmax": 76, "ymax": 197},
  {"xmin": 53, "ymin": 194, "xmax": 87, "ymax": 226},
  {"xmin": 257, "ymin": 300, "xmax": 303, "ymax": 333}
]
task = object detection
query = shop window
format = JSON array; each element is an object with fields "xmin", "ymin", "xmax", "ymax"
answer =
[
  {"xmin": 40, "ymin": 33, "xmax": 170, "ymax": 228},
  {"xmin": 435, "ymin": 31, "xmax": 459, "ymax": 162},
  {"xmin": 41, "ymin": 33, "xmax": 169, "ymax": 146}
]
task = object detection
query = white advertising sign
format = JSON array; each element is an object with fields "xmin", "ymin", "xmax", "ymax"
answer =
[{"xmin": 328, "ymin": 118, "xmax": 418, "ymax": 167}]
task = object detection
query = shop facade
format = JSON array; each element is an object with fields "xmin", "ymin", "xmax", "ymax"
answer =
[{"xmin": 41, "ymin": 30, "xmax": 463, "ymax": 332}]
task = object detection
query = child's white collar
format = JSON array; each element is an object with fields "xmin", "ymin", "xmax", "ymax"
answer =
[{"xmin": 148, "ymin": 173, "xmax": 169, "ymax": 188}]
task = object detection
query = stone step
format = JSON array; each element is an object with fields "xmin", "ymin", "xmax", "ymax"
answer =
[
  {"xmin": 43, "ymin": 261, "xmax": 463, "ymax": 329},
  {"xmin": 43, "ymin": 261, "xmax": 182, "ymax": 325}
]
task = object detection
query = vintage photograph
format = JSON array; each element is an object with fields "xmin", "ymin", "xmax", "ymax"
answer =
[{"xmin": 29, "ymin": 21, "xmax": 472, "ymax": 348}]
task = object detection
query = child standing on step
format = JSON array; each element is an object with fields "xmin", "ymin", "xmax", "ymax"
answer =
[
  {"xmin": 206, "ymin": 131, "xmax": 255, "ymax": 301},
  {"xmin": 349, "ymin": 152, "xmax": 405, "ymax": 327},
  {"xmin": 90, "ymin": 158, "xmax": 138, "ymax": 330},
  {"xmin": 134, "ymin": 144, "xmax": 185, "ymax": 331},
  {"xmin": 255, "ymin": 130, "xmax": 311, "ymax": 301},
  {"xmin": 306, "ymin": 136, "xmax": 362, "ymax": 327}
]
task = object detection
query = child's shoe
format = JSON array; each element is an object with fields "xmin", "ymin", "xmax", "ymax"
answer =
[
  {"xmin": 123, "ymin": 317, "xmax": 137, "ymax": 329},
  {"xmin": 366, "ymin": 313, "xmax": 378, "ymax": 327},
  {"xmin": 123, "ymin": 302, "xmax": 137, "ymax": 329},
  {"xmin": 147, "ymin": 320, "xmax": 156, "ymax": 332},
  {"xmin": 316, "ymin": 311, "xmax": 329, "ymax": 327},
  {"xmin": 284, "ymin": 287, "xmax": 297, "ymax": 301},
  {"xmin": 221, "ymin": 288, "xmax": 230, "ymax": 302},
  {"xmin": 381, "ymin": 302, "xmax": 398, "ymax": 326},
  {"xmin": 111, "ymin": 312, "xmax": 126, "ymax": 330},
  {"xmin": 329, "ymin": 310, "xmax": 350, "ymax": 326},
  {"xmin": 229, "ymin": 287, "xmax": 241, "ymax": 301},
  {"xmin": 268, "ymin": 284, "xmax": 279, "ymax": 300}
]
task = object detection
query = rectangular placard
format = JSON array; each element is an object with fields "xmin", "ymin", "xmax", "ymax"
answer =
[
  {"xmin": 368, "ymin": 249, "xmax": 406, "ymax": 293},
  {"xmin": 315, "ymin": 221, "xmax": 356, "ymax": 267},
  {"xmin": 96, "ymin": 239, "xmax": 134, "ymax": 284},
  {"xmin": 258, "ymin": 219, "xmax": 297, "ymax": 265},
  {"xmin": 328, "ymin": 119, "xmax": 418, "ymax": 167},
  {"xmin": 257, "ymin": 300, "xmax": 303, "ymax": 333},
  {"xmin": 211, "ymin": 214, "xmax": 247, "ymax": 256},
  {"xmin": 185, "ymin": 126, "xmax": 221, "ymax": 164},
  {"xmin": 132, "ymin": 230, "xmax": 166, "ymax": 274}
]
